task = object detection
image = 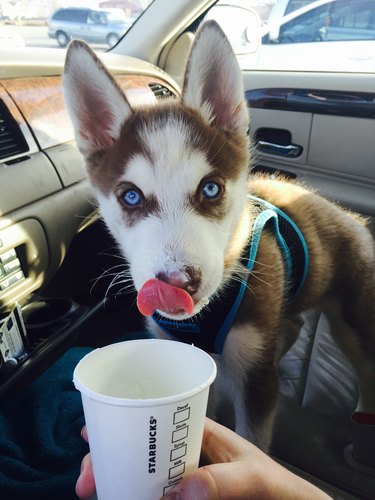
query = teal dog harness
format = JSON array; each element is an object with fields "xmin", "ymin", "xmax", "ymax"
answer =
[{"xmin": 152, "ymin": 196, "xmax": 309, "ymax": 354}]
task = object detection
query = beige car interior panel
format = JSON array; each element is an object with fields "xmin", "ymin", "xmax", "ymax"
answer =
[
  {"xmin": 45, "ymin": 144, "xmax": 86, "ymax": 187},
  {"xmin": 161, "ymin": 32, "xmax": 194, "ymax": 87},
  {"xmin": 308, "ymin": 115, "xmax": 375, "ymax": 182},
  {"xmin": 0, "ymin": 154, "xmax": 62, "ymax": 216}
]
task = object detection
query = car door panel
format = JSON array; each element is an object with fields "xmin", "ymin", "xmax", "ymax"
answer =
[
  {"xmin": 243, "ymin": 71, "xmax": 375, "ymax": 217},
  {"xmin": 309, "ymin": 114, "xmax": 375, "ymax": 181}
]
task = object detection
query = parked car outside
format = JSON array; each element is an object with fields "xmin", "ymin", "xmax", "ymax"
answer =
[{"xmin": 47, "ymin": 7, "xmax": 133, "ymax": 48}]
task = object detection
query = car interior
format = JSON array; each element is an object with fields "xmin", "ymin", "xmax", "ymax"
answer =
[{"xmin": 0, "ymin": 0, "xmax": 374, "ymax": 499}]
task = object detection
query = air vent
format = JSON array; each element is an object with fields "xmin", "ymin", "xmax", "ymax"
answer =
[
  {"xmin": 148, "ymin": 83, "xmax": 175, "ymax": 100},
  {"xmin": 0, "ymin": 100, "xmax": 29, "ymax": 161}
]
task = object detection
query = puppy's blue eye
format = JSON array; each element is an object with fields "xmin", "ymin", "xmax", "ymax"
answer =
[
  {"xmin": 122, "ymin": 189, "xmax": 142, "ymax": 206},
  {"xmin": 202, "ymin": 182, "xmax": 221, "ymax": 199}
]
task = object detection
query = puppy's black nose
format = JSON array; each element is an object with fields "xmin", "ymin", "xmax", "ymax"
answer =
[{"xmin": 156, "ymin": 267, "xmax": 201, "ymax": 295}]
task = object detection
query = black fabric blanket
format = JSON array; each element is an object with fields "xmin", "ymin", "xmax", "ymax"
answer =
[{"xmin": 0, "ymin": 347, "xmax": 91, "ymax": 500}]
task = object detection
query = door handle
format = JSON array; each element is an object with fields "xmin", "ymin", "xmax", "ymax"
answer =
[{"xmin": 257, "ymin": 140, "xmax": 302, "ymax": 158}]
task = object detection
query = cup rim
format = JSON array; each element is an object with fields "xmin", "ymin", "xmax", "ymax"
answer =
[{"xmin": 73, "ymin": 338, "xmax": 217, "ymax": 407}]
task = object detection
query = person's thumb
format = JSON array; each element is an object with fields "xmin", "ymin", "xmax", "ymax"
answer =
[
  {"xmin": 160, "ymin": 465, "xmax": 219, "ymax": 499},
  {"xmin": 160, "ymin": 461, "xmax": 254, "ymax": 500}
]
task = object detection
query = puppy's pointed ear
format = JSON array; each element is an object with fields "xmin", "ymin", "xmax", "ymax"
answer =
[
  {"xmin": 63, "ymin": 40, "xmax": 131, "ymax": 156},
  {"xmin": 182, "ymin": 20, "xmax": 248, "ymax": 134}
]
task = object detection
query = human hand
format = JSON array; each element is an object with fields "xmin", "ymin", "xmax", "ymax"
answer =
[
  {"xmin": 160, "ymin": 418, "xmax": 331, "ymax": 499},
  {"xmin": 76, "ymin": 418, "xmax": 331, "ymax": 499}
]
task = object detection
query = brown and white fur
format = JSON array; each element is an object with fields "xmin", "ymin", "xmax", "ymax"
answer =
[{"xmin": 63, "ymin": 21, "xmax": 375, "ymax": 451}]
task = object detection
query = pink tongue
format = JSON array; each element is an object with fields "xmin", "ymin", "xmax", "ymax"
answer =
[{"xmin": 137, "ymin": 278, "xmax": 194, "ymax": 317}]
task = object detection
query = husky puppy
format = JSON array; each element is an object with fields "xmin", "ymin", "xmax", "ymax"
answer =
[{"xmin": 64, "ymin": 21, "xmax": 375, "ymax": 451}]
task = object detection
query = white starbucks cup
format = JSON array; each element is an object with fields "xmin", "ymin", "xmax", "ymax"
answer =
[{"xmin": 73, "ymin": 339, "xmax": 217, "ymax": 500}]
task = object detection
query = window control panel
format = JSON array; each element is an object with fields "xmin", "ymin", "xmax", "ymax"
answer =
[{"xmin": 0, "ymin": 248, "xmax": 25, "ymax": 292}]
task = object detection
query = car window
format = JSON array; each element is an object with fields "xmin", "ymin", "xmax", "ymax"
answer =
[
  {"xmin": 0, "ymin": 1, "xmax": 154, "ymax": 52},
  {"xmin": 209, "ymin": 0, "xmax": 375, "ymax": 73},
  {"xmin": 54, "ymin": 9, "xmax": 88, "ymax": 23},
  {"xmin": 269, "ymin": 0, "xmax": 375, "ymax": 44},
  {"xmin": 284, "ymin": 0, "xmax": 317, "ymax": 15},
  {"xmin": 264, "ymin": 4, "xmax": 330, "ymax": 43},
  {"xmin": 87, "ymin": 11, "xmax": 106, "ymax": 25}
]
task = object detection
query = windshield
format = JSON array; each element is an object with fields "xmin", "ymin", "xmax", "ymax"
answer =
[{"xmin": 0, "ymin": 0, "xmax": 154, "ymax": 52}]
